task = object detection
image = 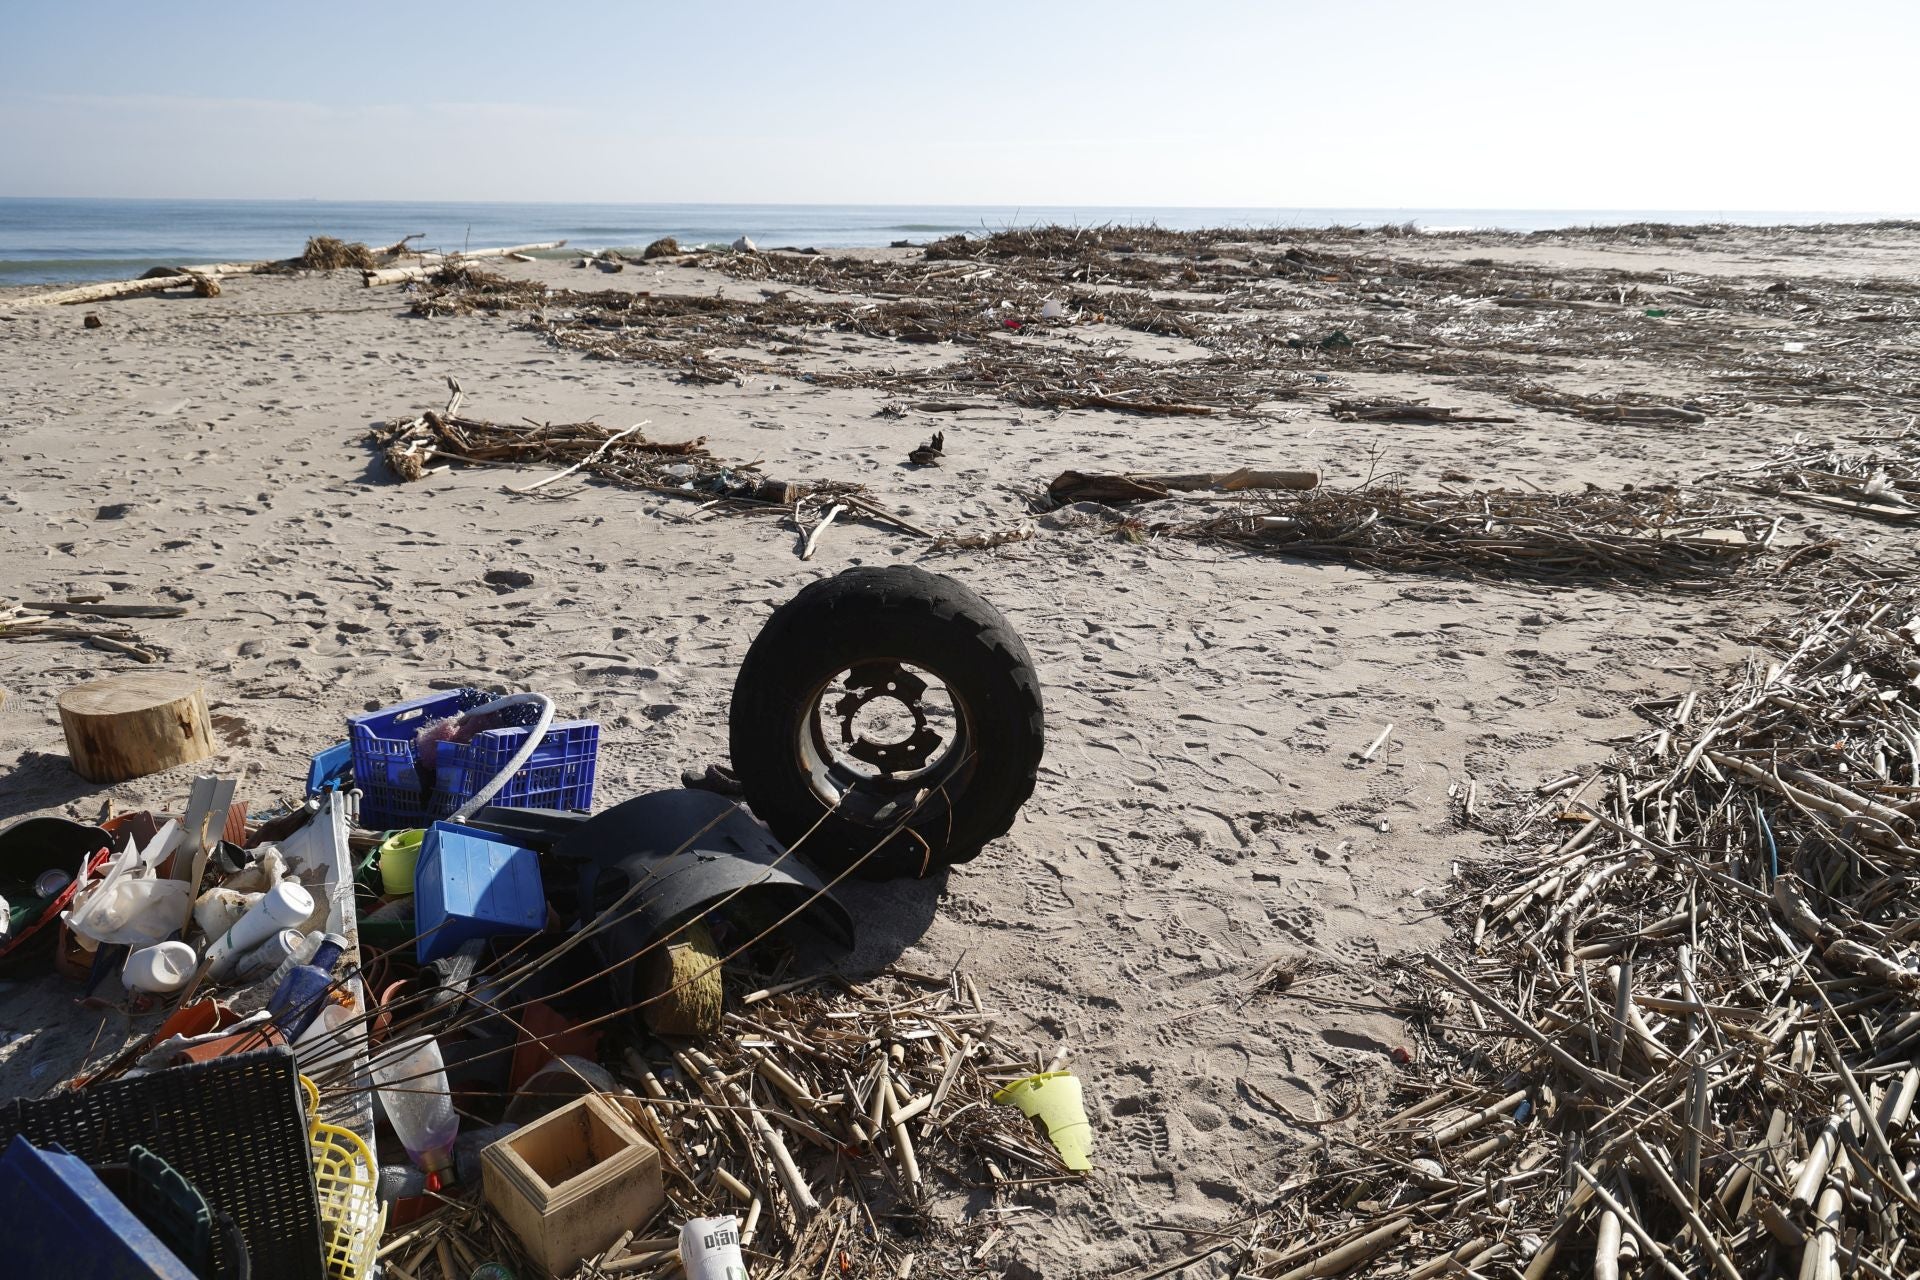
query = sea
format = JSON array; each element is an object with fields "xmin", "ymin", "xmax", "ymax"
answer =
[{"xmin": 0, "ymin": 198, "xmax": 1907, "ymax": 287}]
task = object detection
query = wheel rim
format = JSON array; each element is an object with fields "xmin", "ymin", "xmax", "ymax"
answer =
[{"xmin": 796, "ymin": 659, "xmax": 976, "ymax": 832}]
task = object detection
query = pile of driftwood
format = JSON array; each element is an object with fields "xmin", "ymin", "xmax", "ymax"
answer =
[
  {"xmin": 1, "ymin": 597, "xmax": 185, "ymax": 663},
  {"xmin": 1236, "ymin": 583, "xmax": 1920, "ymax": 1279},
  {"xmin": 1160, "ymin": 485, "xmax": 1772, "ymax": 585},
  {"xmin": 396, "ymin": 223, "xmax": 1920, "ymax": 443},
  {"xmin": 297, "ymin": 236, "xmax": 380, "ymax": 272},
  {"xmin": 376, "ymin": 385, "xmax": 742, "ymax": 491},
  {"xmin": 1719, "ymin": 429, "xmax": 1920, "ymax": 522},
  {"xmin": 375, "ymin": 385, "xmax": 931, "ymax": 555},
  {"xmin": 407, "ymin": 265, "xmax": 1309, "ymax": 415}
]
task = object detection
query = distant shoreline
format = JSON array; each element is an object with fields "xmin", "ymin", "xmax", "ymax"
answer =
[{"xmin": 1, "ymin": 199, "xmax": 1913, "ymax": 287}]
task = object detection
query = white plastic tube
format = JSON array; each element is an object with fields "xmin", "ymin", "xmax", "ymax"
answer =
[{"xmin": 448, "ymin": 692, "xmax": 555, "ymax": 822}]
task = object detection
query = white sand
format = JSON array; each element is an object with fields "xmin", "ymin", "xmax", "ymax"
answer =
[{"xmin": 1, "ymin": 230, "xmax": 1908, "ymax": 1274}]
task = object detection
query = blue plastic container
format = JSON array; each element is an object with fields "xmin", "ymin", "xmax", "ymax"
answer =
[
  {"xmin": 347, "ymin": 689, "xmax": 599, "ymax": 828},
  {"xmin": 0, "ymin": 1134, "xmax": 198, "ymax": 1280},
  {"xmin": 305, "ymin": 740, "xmax": 354, "ymax": 797},
  {"xmin": 414, "ymin": 822, "xmax": 545, "ymax": 963}
]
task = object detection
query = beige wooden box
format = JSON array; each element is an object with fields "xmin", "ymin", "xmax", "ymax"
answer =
[{"xmin": 481, "ymin": 1092, "xmax": 665, "ymax": 1277}]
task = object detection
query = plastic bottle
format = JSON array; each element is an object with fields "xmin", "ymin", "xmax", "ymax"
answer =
[
  {"xmin": 679, "ymin": 1215, "xmax": 749, "ymax": 1280},
  {"xmin": 122, "ymin": 940, "xmax": 198, "ymax": 993},
  {"xmin": 205, "ymin": 880, "xmax": 315, "ymax": 977},
  {"xmin": 262, "ymin": 929, "xmax": 324, "ymax": 991},
  {"xmin": 232, "ymin": 927, "xmax": 305, "ymax": 983},
  {"xmin": 371, "ymin": 1034, "xmax": 460, "ymax": 1188},
  {"xmin": 295, "ymin": 977, "xmax": 366, "ymax": 1076},
  {"xmin": 374, "ymin": 1123, "xmax": 516, "ymax": 1200},
  {"xmin": 265, "ymin": 931, "xmax": 347, "ymax": 1041}
]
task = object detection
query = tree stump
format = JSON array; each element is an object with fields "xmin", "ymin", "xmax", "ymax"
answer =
[{"xmin": 58, "ymin": 672, "xmax": 216, "ymax": 783}]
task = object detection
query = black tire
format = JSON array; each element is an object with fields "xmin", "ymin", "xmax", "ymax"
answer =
[{"xmin": 729, "ymin": 566, "xmax": 1044, "ymax": 879}]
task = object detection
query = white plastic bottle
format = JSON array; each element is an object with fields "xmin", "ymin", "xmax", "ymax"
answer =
[
  {"xmin": 262, "ymin": 929, "xmax": 323, "ymax": 990},
  {"xmin": 371, "ymin": 1035, "xmax": 460, "ymax": 1188},
  {"xmin": 233, "ymin": 928, "xmax": 306, "ymax": 982},
  {"xmin": 679, "ymin": 1215, "xmax": 750, "ymax": 1280}
]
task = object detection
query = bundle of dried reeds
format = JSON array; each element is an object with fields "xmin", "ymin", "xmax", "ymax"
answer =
[
  {"xmin": 299, "ymin": 236, "xmax": 379, "ymax": 272},
  {"xmin": 1234, "ymin": 584, "xmax": 1920, "ymax": 1279},
  {"xmin": 591, "ymin": 969, "xmax": 1071, "ymax": 1278},
  {"xmin": 1165, "ymin": 485, "xmax": 1773, "ymax": 585}
]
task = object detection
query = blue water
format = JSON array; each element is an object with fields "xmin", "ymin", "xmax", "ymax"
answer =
[{"xmin": 0, "ymin": 198, "xmax": 1905, "ymax": 286}]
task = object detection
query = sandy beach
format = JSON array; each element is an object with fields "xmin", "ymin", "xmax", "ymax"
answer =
[{"xmin": 3, "ymin": 222, "xmax": 1918, "ymax": 1276}]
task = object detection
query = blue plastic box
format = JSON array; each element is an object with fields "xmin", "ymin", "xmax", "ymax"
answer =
[
  {"xmin": 347, "ymin": 689, "xmax": 599, "ymax": 828},
  {"xmin": 415, "ymin": 821, "xmax": 546, "ymax": 963},
  {"xmin": 0, "ymin": 1135, "xmax": 197, "ymax": 1280}
]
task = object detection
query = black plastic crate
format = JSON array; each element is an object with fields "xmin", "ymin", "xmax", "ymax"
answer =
[{"xmin": 0, "ymin": 1047, "xmax": 324, "ymax": 1280}]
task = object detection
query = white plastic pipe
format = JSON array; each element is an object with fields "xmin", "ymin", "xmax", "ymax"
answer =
[{"xmin": 205, "ymin": 880, "xmax": 315, "ymax": 977}]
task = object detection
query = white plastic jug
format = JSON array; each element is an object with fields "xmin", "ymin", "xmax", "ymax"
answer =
[
  {"xmin": 123, "ymin": 940, "xmax": 198, "ymax": 993},
  {"xmin": 66, "ymin": 870, "xmax": 191, "ymax": 947}
]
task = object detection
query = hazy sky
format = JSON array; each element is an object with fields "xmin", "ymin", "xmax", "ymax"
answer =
[{"xmin": 3, "ymin": 0, "xmax": 1915, "ymax": 211}]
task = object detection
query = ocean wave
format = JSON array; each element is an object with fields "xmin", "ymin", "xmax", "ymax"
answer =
[
  {"xmin": 0, "ymin": 256, "xmax": 189, "ymax": 285},
  {"xmin": 0, "ymin": 256, "xmax": 174, "ymax": 275},
  {"xmin": 888, "ymin": 224, "xmax": 971, "ymax": 232}
]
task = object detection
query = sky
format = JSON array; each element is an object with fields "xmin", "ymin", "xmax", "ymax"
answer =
[{"xmin": 2, "ymin": 0, "xmax": 1916, "ymax": 212}]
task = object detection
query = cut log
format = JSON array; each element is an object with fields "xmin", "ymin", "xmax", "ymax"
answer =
[
  {"xmin": 362, "ymin": 241, "xmax": 567, "ymax": 287},
  {"xmin": 363, "ymin": 264, "xmax": 435, "ymax": 287},
  {"xmin": 58, "ymin": 672, "xmax": 217, "ymax": 783},
  {"xmin": 1147, "ymin": 468, "xmax": 1322, "ymax": 492}
]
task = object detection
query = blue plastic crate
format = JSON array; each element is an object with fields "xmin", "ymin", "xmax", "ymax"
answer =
[
  {"xmin": 348, "ymin": 689, "xmax": 598, "ymax": 828},
  {"xmin": 415, "ymin": 821, "xmax": 545, "ymax": 963},
  {"xmin": 430, "ymin": 719, "xmax": 600, "ymax": 820}
]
